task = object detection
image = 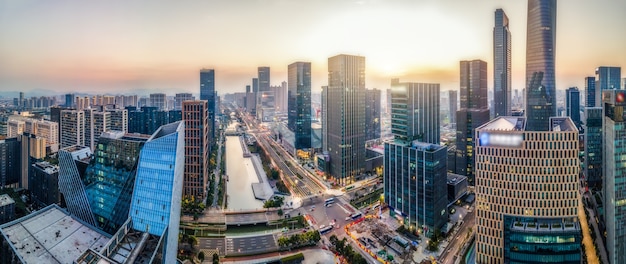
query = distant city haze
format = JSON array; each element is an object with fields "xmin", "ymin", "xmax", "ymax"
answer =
[{"xmin": 1, "ymin": 0, "xmax": 624, "ymax": 95}]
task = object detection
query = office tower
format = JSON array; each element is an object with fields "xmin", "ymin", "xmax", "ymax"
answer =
[
  {"xmin": 494, "ymin": 8, "xmax": 511, "ymax": 117},
  {"xmin": 276, "ymin": 81, "xmax": 288, "ymax": 113},
  {"xmin": 65, "ymin": 93, "xmax": 74, "ymax": 108},
  {"xmin": 128, "ymin": 106, "xmax": 175, "ymax": 135},
  {"xmin": 584, "ymin": 107, "xmax": 602, "ymax": 188},
  {"xmin": 258, "ymin": 66, "xmax": 270, "ymax": 92},
  {"xmin": 182, "ymin": 101, "xmax": 209, "ymax": 200},
  {"xmin": 130, "ymin": 121, "xmax": 184, "ymax": 264},
  {"xmin": 565, "ymin": 87, "xmax": 581, "ymax": 127},
  {"xmin": 475, "ymin": 116, "xmax": 581, "ymax": 263},
  {"xmin": 325, "ymin": 54, "xmax": 366, "ymax": 185},
  {"xmin": 321, "ymin": 86, "xmax": 328, "ymax": 152},
  {"xmin": 107, "ymin": 108, "xmax": 128, "ymax": 133},
  {"xmin": 149, "ymin": 93, "xmax": 167, "ymax": 111},
  {"xmin": 257, "ymin": 67, "xmax": 274, "ymax": 121},
  {"xmin": 0, "ymin": 138, "xmax": 20, "ymax": 189},
  {"xmin": 595, "ymin": 66, "xmax": 622, "ymax": 107},
  {"xmin": 384, "ymin": 80, "xmax": 446, "ymax": 234},
  {"xmin": 603, "ymin": 90, "xmax": 626, "ymax": 264},
  {"xmin": 84, "ymin": 109, "xmax": 111, "ymax": 151},
  {"xmin": 58, "ymin": 146, "xmax": 97, "ymax": 226},
  {"xmin": 525, "ymin": 0, "xmax": 557, "ymax": 131},
  {"xmin": 60, "ymin": 109, "xmax": 85, "ymax": 148},
  {"xmin": 456, "ymin": 60, "xmax": 489, "ymax": 182},
  {"xmin": 365, "ymin": 88, "xmax": 381, "ymax": 141},
  {"xmin": 82, "ymin": 131, "xmax": 148, "ymax": 233},
  {"xmin": 30, "ymin": 161, "xmax": 60, "ymax": 207},
  {"xmin": 585, "ymin": 77, "xmax": 596, "ymax": 107},
  {"xmin": 252, "ymin": 78, "xmax": 259, "ymax": 93},
  {"xmin": 250, "ymin": 78, "xmax": 259, "ymax": 115},
  {"xmin": 246, "ymin": 85, "xmax": 251, "ymax": 93},
  {"xmin": 449, "ymin": 90, "xmax": 458, "ymax": 124},
  {"xmin": 390, "ymin": 82, "xmax": 440, "ymax": 144},
  {"xmin": 174, "ymin": 93, "xmax": 194, "ymax": 110},
  {"xmin": 288, "ymin": 62, "xmax": 312, "ymax": 149},
  {"xmin": 200, "ymin": 69, "xmax": 216, "ymax": 139}
]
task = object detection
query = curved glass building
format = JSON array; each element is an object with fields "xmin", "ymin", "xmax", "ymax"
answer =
[{"xmin": 525, "ymin": 0, "xmax": 557, "ymax": 131}]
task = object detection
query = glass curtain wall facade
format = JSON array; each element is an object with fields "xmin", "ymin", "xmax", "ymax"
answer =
[
  {"xmin": 365, "ymin": 88, "xmax": 382, "ymax": 141},
  {"xmin": 584, "ymin": 107, "xmax": 603, "ymax": 188},
  {"xmin": 58, "ymin": 146, "xmax": 97, "ymax": 226},
  {"xmin": 288, "ymin": 62, "xmax": 312, "ymax": 149},
  {"xmin": 389, "ymin": 82, "xmax": 440, "ymax": 144},
  {"xmin": 83, "ymin": 131, "xmax": 148, "ymax": 234},
  {"xmin": 525, "ymin": 0, "xmax": 557, "ymax": 131},
  {"xmin": 602, "ymin": 90, "xmax": 626, "ymax": 264},
  {"xmin": 384, "ymin": 141, "xmax": 447, "ymax": 234},
  {"xmin": 585, "ymin": 77, "xmax": 596, "ymax": 107},
  {"xmin": 565, "ymin": 87, "xmax": 581, "ymax": 127},
  {"xmin": 130, "ymin": 121, "xmax": 184, "ymax": 264}
]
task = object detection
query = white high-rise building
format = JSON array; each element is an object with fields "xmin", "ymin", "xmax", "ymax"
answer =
[{"xmin": 60, "ymin": 110, "xmax": 85, "ymax": 148}]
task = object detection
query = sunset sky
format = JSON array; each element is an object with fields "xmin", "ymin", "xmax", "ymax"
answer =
[{"xmin": 1, "ymin": 0, "xmax": 624, "ymax": 96}]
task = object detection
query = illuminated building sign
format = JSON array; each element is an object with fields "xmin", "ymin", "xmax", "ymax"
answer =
[{"xmin": 479, "ymin": 132, "xmax": 523, "ymax": 147}]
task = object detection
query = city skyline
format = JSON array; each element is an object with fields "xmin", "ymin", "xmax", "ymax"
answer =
[{"xmin": 1, "ymin": 0, "xmax": 625, "ymax": 96}]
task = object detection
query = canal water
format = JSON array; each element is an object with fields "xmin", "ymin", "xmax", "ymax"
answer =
[{"xmin": 225, "ymin": 133, "xmax": 264, "ymax": 211}]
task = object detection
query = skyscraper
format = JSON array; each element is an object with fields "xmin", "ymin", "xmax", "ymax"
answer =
[
  {"xmin": 257, "ymin": 67, "xmax": 274, "ymax": 121},
  {"xmin": 65, "ymin": 93, "xmax": 74, "ymax": 108},
  {"xmin": 130, "ymin": 121, "xmax": 185, "ymax": 264},
  {"xmin": 595, "ymin": 66, "xmax": 622, "ymax": 107},
  {"xmin": 325, "ymin": 54, "xmax": 366, "ymax": 185},
  {"xmin": 182, "ymin": 100, "xmax": 209, "ymax": 200},
  {"xmin": 603, "ymin": 90, "xmax": 626, "ymax": 264},
  {"xmin": 288, "ymin": 62, "xmax": 312, "ymax": 150},
  {"xmin": 494, "ymin": 8, "xmax": 511, "ymax": 117},
  {"xmin": 60, "ymin": 109, "xmax": 85, "ymax": 148},
  {"xmin": 84, "ymin": 109, "xmax": 111, "ymax": 151},
  {"xmin": 200, "ymin": 69, "xmax": 216, "ymax": 139},
  {"xmin": 585, "ymin": 76, "xmax": 596, "ymax": 107},
  {"xmin": 456, "ymin": 60, "xmax": 489, "ymax": 182},
  {"xmin": 174, "ymin": 93, "xmax": 195, "ymax": 110},
  {"xmin": 365, "ymin": 88, "xmax": 381, "ymax": 141},
  {"xmin": 449, "ymin": 90, "xmax": 457, "ymax": 124},
  {"xmin": 525, "ymin": 0, "xmax": 557, "ymax": 131},
  {"xmin": 584, "ymin": 107, "xmax": 602, "ymax": 188},
  {"xmin": 384, "ymin": 80, "xmax": 446, "ymax": 235},
  {"xmin": 475, "ymin": 117, "xmax": 581, "ymax": 263},
  {"xmin": 565, "ymin": 87, "xmax": 581, "ymax": 127},
  {"xmin": 258, "ymin": 66, "xmax": 270, "ymax": 92},
  {"xmin": 58, "ymin": 145, "xmax": 97, "ymax": 226},
  {"xmin": 390, "ymin": 82, "xmax": 440, "ymax": 144},
  {"xmin": 149, "ymin": 93, "xmax": 167, "ymax": 111}
]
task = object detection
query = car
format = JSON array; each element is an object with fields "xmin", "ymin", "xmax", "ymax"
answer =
[
  {"xmin": 325, "ymin": 203, "xmax": 332, "ymax": 207},
  {"xmin": 319, "ymin": 225, "xmax": 326, "ymax": 229},
  {"xmin": 345, "ymin": 217, "xmax": 352, "ymax": 221}
]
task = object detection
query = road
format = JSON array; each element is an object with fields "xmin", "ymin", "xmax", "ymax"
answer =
[
  {"xmin": 211, "ymin": 130, "xmax": 224, "ymax": 208},
  {"xmin": 438, "ymin": 208, "xmax": 476, "ymax": 264},
  {"xmin": 200, "ymin": 234, "xmax": 279, "ymax": 256}
]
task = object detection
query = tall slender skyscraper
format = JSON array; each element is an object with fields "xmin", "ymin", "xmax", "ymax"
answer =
[
  {"xmin": 494, "ymin": 8, "xmax": 511, "ymax": 117},
  {"xmin": 456, "ymin": 60, "xmax": 489, "ymax": 183},
  {"xmin": 585, "ymin": 76, "xmax": 596, "ymax": 107},
  {"xmin": 390, "ymin": 82, "xmax": 440, "ymax": 144},
  {"xmin": 182, "ymin": 100, "xmax": 209, "ymax": 200},
  {"xmin": 257, "ymin": 67, "xmax": 274, "ymax": 121},
  {"xmin": 200, "ymin": 69, "xmax": 216, "ymax": 139},
  {"xmin": 565, "ymin": 87, "xmax": 581, "ymax": 127},
  {"xmin": 603, "ymin": 90, "xmax": 626, "ymax": 264},
  {"xmin": 584, "ymin": 107, "xmax": 602, "ymax": 188},
  {"xmin": 364, "ymin": 88, "xmax": 381, "ymax": 141},
  {"xmin": 325, "ymin": 54, "xmax": 366, "ymax": 185},
  {"xmin": 288, "ymin": 62, "xmax": 312, "ymax": 150},
  {"xmin": 449, "ymin": 90, "xmax": 457, "ymax": 124},
  {"xmin": 525, "ymin": 0, "xmax": 557, "ymax": 131}
]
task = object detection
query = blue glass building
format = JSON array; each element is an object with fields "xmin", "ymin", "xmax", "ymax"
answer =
[
  {"xmin": 130, "ymin": 121, "xmax": 184, "ymax": 264},
  {"xmin": 565, "ymin": 87, "xmax": 581, "ymax": 127},
  {"xmin": 602, "ymin": 90, "xmax": 626, "ymax": 264},
  {"xmin": 504, "ymin": 217, "xmax": 581, "ymax": 263},
  {"xmin": 493, "ymin": 8, "xmax": 511, "ymax": 117},
  {"xmin": 585, "ymin": 77, "xmax": 596, "ymax": 107},
  {"xmin": 200, "ymin": 69, "xmax": 216, "ymax": 141},
  {"xmin": 287, "ymin": 62, "xmax": 312, "ymax": 149},
  {"xmin": 127, "ymin": 106, "xmax": 182, "ymax": 135},
  {"xmin": 525, "ymin": 0, "xmax": 557, "ymax": 131}
]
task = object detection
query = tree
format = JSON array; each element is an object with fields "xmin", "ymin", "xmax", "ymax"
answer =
[
  {"xmin": 278, "ymin": 209, "xmax": 284, "ymax": 216},
  {"xmin": 198, "ymin": 251, "xmax": 205, "ymax": 262},
  {"xmin": 212, "ymin": 253, "xmax": 220, "ymax": 264}
]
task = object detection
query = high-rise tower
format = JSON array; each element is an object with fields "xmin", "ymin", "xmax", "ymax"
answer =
[
  {"xmin": 200, "ymin": 69, "xmax": 216, "ymax": 139},
  {"xmin": 565, "ymin": 87, "xmax": 581, "ymax": 127},
  {"xmin": 494, "ymin": 8, "xmax": 511, "ymax": 117},
  {"xmin": 595, "ymin": 66, "xmax": 622, "ymax": 107},
  {"xmin": 288, "ymin": 62, "xmax": 312, "ymax": 150},
  {"xmin": 525, "ymin": 0, "xmax": 557, "ymax": 131},
  {"xmin": 182, "ymin": 100, "xmax": 209, "ymax": 200},
  {"xmin": 325, "ymin": 54, "xmax": 366, "ymax": 185}
]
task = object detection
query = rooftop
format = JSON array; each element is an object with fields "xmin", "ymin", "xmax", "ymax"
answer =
[
  {"xmin": 478, "ymin": 117, "xmax": 526, "ymax": 131},
  {"xmin": 0, "ymin": 194, "xmax": 15, "ymax": 207},
  {"xmin": 0, "ymin": 205, "xmax": 110, "ymax": 264},
  {"xmin": 550, "ymin": 117, "xmax": 578, "ymax": 132},
  {"xmin": 33, "ymin": 161, "xmax": 59, "ymax": 174},
  {"xmin": 447, "ymin": 173, "xmax": 467, "ymax": 185}
]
